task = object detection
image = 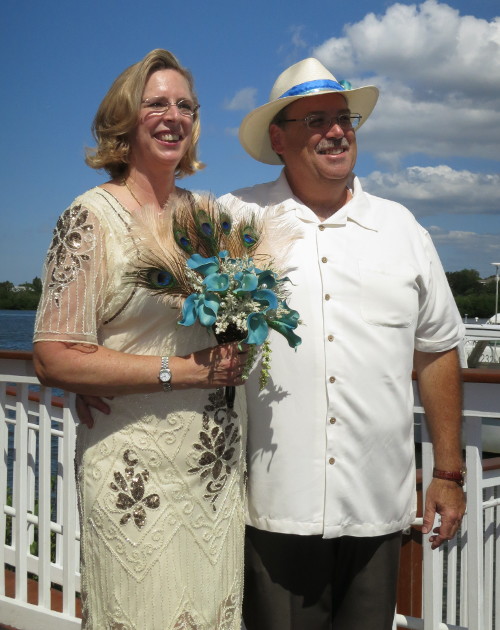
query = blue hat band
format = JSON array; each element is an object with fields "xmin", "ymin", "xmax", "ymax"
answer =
[{"xmin": 279, "ymin": 79, "xmax": 344, "ymax": 99}]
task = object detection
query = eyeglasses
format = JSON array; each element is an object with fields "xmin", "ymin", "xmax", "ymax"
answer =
[
  {"xmin": 281, "ymin": 112, "xmax": 362, "ymax": 131},
  {"xmin": 141, "ymin": 97, "xmax": 200, "ymax": 118}
]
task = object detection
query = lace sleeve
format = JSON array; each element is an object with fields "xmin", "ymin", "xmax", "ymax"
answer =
[{"xmin": 34, "ymin": 202, "xmax": 110, "ymax": 346}]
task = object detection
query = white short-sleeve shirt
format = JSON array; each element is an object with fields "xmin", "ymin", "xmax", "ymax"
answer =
[{"xmin": 219, "ymin": 171, "xmax": 464, "ymax": 538}]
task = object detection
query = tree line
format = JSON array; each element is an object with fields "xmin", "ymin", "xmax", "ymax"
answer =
[
  {"xmin": 0, "ymin": 269, "xmax": 498, "ymax": 317},
  {"xmin": 445, "ymin": 269, "xmax": 498, "ymax": 319},
  {"xmin": 0, "ymin": 278, "xmax": 43, "ymax": 310}
]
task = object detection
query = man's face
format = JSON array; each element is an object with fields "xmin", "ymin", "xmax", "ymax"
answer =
[{"xmin": 269, "ymin": 93, "xmax": 357, "ymax": 187}]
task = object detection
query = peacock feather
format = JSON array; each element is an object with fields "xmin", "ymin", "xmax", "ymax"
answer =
[{"xmin": 125, "ymin": 192, "xmax": 280, "ymax": 304}]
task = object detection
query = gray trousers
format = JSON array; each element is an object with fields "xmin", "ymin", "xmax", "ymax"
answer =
[{"xmin": 243, "ymin": 526, "xmax": 402, "ymax": 630}]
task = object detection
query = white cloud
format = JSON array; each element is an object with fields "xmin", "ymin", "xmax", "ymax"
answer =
[
  {"xmin": 315, "ymin": 0, "xmax": 500, "ymax": 98},
  {"xmin": 360, "ymin": 165, "xmax": 500, "ymax": 216},
  {"xmin": 224, "ymin": 87, "xmax": 257, "ymax": 111},
  {"xmin": 290, "ymin": 25, "xmax": 307, "ymax": 51},
  {"xmin": 312, "ymin": 1, "xmax": 500, "ymax": 164},
  {"xmin": 426, "ymin": 226, "xmax": 500, "ymax": 275}
]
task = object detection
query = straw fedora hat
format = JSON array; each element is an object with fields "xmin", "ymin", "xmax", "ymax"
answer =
[{"xmin": 239, "ymin": 57, "xmax": 379, "ymax": 165}]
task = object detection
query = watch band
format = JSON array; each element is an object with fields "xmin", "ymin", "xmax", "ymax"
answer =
[
  {"xmin": 432, "ymin": 467, "xmax": 466, "ymax": 487},
  {"xmin": 159, "ymin": 356, "xmax": 172, "ymax": 392}
]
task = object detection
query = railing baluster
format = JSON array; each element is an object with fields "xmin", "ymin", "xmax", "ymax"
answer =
[
  {"xmin": 495, "ymin": 494, "xmax": 500, "ymax": 630},
  {"xmin": 0, "ymin": 381, "xmax": 7, "ymax": 596},
  {"xmin": 421, "ymin": 413, "xmax": 445, "ymax": 630},
  {"xmin": 13, "ymin": 383, "xmax": 29, "ymax": 602},
  {"xmin": 483, "ymin": 486, "xmax": 495, "ymax": 629},
  {"xmin": 464, "ymin": 416, "xmax": 484, "ymax": 630},
  {"xmin": 446, "ymin": 537, "xmax": 458, "ymax": 625},
  {"xmin": 27, "ymin": 406, "xmax": 37, "ymax": 555},
  {"xmin": 459, "ymin": 520, "xmax": 467, "ymax": 627},
  {"xmin": 38, "ymin": 385, "xmax": 53, "ymax": 608},
  {"xmin": 61, "ymin": 391, "xmax": 77, "ymax": 615}
]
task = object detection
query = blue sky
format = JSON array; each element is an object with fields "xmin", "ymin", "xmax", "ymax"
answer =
[{"xmin": 1, "ymin": 0, "xmax": 499, "ymax": 285}]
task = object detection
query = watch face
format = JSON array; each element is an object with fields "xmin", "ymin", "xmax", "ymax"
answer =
[{"xmin": 160, "ymin": 370, "xmax": 171, "ymax": 383}]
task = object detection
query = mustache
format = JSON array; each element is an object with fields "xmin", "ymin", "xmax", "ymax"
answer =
[{"xmin": 315, "ymin": 137, "xmax": 350, "ymax": 152}]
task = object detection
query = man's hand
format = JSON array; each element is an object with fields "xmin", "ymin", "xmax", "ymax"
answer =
[
  {"xmin": 75, "ymin": 394, "xmax": 111, "ymax": 429},
  {"xmin": 422, "ymin": 478, "xmax": 466, "ymax": 549}
]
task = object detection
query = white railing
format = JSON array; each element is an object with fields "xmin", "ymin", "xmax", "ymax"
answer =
[
  {"xmin": 396, "ymin": 372, "xmax": 500, "ymax": 630},
  {"xmin": 0, "ymin": 351, "xmax": 80, "ymax": 630},
  {"xmin": 1, "ymin": 352, "xmax": 499, "ymax": 630},
  {"xmin": 464, "ymin": 324, "xmax": 500, "ymax": 367}
]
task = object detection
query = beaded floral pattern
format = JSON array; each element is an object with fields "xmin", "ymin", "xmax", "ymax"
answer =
[
  {"xmin": 172, "ymin": 591, "xmax": 238, "ymax": 630},
  {"xmin": 46, "ymin": 204, "xmax": 96, "ymax": 306},
  {"xmin": 110, "ymin": 450, "xmax": 160, "ymax": 529},
  {"xmin": 188, "ymin": 389, "xmax": 241, "ymax": 511},
  {"xmin": 173, "ymin": 612, "xmax": 199, "ymax": 630}
]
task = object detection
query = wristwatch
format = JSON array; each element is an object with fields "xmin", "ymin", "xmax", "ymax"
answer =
[{"xmin": 158, "ymin": 356, "xmax": 172, "ymax": 392}]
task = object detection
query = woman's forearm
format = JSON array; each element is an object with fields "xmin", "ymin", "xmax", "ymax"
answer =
[{"xmin": 33, "ymin": 340, "xmax": 246, "ymax": 396}]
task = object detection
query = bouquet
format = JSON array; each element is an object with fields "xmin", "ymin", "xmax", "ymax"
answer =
[{"xmin": 127, "ymin": 194, "xmax": 301, "ymax": 407}]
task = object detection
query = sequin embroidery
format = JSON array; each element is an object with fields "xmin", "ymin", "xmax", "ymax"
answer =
[
  {"xmin": 46, "ymin": 204, "xmax": 96, "ymax": 306},
  {"xmin": 110, "ymin": 450, "xmax": 160, "ymax": 528},
  {"xmin": 188, "ymin": 389, "xmax": 241, "ymax": 511}
]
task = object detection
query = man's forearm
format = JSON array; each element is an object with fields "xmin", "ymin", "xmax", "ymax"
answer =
[{"xmin": 414, "ymin": 347, "xmax": 463, "ymax": 470}]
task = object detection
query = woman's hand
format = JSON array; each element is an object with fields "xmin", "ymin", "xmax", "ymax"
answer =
[
  {"xmin": 172, "ymin": 341, "xmax": 249, "ymax": 389},
  {"xmin": 76, "ymin": 394, "xmax": 112, "ymax": 429}
]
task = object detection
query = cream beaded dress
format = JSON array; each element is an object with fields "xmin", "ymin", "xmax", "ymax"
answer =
[{"xmin": 34, "ymin": 187, "xmax": 247, "ymax": 630}]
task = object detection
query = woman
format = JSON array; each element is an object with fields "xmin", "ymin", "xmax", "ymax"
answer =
[{"xmin": 33, "ymin": 49, "xmax": 247, "ymax": 630}]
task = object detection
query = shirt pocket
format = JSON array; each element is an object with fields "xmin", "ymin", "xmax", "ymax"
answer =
[{"xmin": 358, "ymin": 260, "xmax": 418, "ymax": 328}]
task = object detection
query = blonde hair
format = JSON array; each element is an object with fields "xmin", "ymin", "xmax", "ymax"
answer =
[{"xmin": 85, "ymin": 49, "xmax": 204, "ymax": 179}]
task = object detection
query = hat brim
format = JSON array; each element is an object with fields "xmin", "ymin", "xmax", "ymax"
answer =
[{"xmin": 239, "ymin": 85, "xmax": 379, "ymax": 165}]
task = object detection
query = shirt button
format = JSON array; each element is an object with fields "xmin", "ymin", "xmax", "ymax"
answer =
[
  {"xmin": 329, "ymin": 376, "xmax": 336, "ymax": 383},
  {"xmin": 328, "ymin": 334, "xmax": 334, "ymax": 342},
  {"xmin": 321, "ymin": 257, "xmax": 328, "ymax": 263},
  {"xmin": 329, "ymin": 417, "xmax": 336, "ymax": 424},
  {"xmin": 329, "ymin": 457, "xmax": 335, "ymax": 465},
  {"xmin": 319, "ymin": 225, "xmax": 325, "ymax": 231},
  {"xmin": 325, "ymin": 294, "xmax": 331, "ymax": 301}
]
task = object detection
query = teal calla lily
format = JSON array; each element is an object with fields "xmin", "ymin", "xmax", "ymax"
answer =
[
  {"xmin": 252, "ymin": 289, "xmax": 278, "ymax": 311},
  {"xmin": 245, "ymin": 312, "xmax": 269, "ymax": 345},
  {"xmin": 234, "ymin": 270, "xmax": 259, "ymax": 293},
  {"xmin": 203, "ymin": 272, "xmax": 230, "ymax": 292},
  {"xmin": 179, "ymin": 293, "xmax": 201, "ymax": 326},
  {"xmin": 256, "ymin": 269, "xmax": 278, "ymax": 289},
  {"xmin": 268, "ymin": 319, "xmax": 302, "ymax": 348},
  {"xmin": 198, "ymin": 292, "xmax": 220, "ymax": 327},
  {"xmin": 277, "ymin": 302, "xmax": 301, "ymax": 327},
  {"xmin": 179, "ymin": 292, "xmax": 220, "ymax": 327},
  {"xmin": 187, "ymin": 253, "xmax": 220, "ymax": 277}
]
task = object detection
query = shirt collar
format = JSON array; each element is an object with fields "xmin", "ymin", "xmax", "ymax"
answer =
[{"xmin": 269, "ymin": 169, "xmax": 379, "ymax": 232}]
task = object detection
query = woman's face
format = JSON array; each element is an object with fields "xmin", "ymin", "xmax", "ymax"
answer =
[{"xmin": 129, "ymin": 68, "xmax": 195, "ymax": 173}]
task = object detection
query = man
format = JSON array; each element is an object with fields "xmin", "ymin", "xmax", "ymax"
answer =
[{"xmin": 218, "ymin": 58, "xmax": 466, "ymax": 630}]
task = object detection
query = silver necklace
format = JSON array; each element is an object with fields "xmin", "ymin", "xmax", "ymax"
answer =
[{"xmin": 123, "ymin": 178, "xmax": 142, "ymax": 207}]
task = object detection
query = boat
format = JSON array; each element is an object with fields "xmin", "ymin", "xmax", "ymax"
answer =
[{"xmin": 1, "ymin": 350, "xmax": 500, "ymax": 630}]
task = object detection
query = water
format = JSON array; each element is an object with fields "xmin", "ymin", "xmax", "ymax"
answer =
[
  {"xmin": 1, "ymin": 310, "xmax": 62, "ymax": 506},
  {"xmin": 0, "ymin": 310, "xmax": 36, "ymax": 351}
]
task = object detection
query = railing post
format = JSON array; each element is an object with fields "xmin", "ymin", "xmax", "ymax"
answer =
[
  {"xmin": 38, "ymin": 386, "xmax": 53, "ymax": 608},
  {"xmin": 13, "ymin": 383, "xmax": 30, "ymax": 602},
  {"xmin": 61, "ymin": 392, "xmax": 78, "ymax": 616},
  {"xmin": 0, "ymin": 380, "xmax": 7, "ymax": 596},
  {"xmin": 420, "ymin": 414, "xmax": 444, "ymax": 630},
  {"xmin": 482, "ymin": 485, "xmax": 495, "ymax": 630},
  {"xmin": 463, "ymin": 416, "xmax": 484, "ymax": 630}
]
